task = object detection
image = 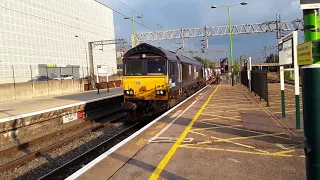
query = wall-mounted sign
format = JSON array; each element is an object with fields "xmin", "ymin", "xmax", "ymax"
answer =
[
  {"xmin": 297, "ymin": 41, "xmax": 313, "ymax": 65},
  {"xmin": 300, "ymin": 0, "xmax": 320, "ymax": 9}
]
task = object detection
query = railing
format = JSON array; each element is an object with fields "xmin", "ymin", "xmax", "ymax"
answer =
[{"xmin": 240, "ymin": 70, "xmax": 269, "ymax": 106}]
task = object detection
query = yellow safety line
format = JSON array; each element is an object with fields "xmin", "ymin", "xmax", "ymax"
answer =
[{"xmin": 148, "ymin": 85, "xmax": 220, "ymax": 180}]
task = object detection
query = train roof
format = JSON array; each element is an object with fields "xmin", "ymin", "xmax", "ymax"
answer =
[{"xmin": 123, "ymin": 43, "xmax": 203, "ymax": 67}]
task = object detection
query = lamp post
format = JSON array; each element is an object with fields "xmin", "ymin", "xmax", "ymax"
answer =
[
  {"xmin": 211, "ymin": 2, "xmax": 248, "ymax": 86},
  {"xmin": 75, "ymin": 35, "xmax": 90, "ymax": 86},
  {"xmin": 124, "ymin": 16, "xmax": 143, "ymax": 47}
]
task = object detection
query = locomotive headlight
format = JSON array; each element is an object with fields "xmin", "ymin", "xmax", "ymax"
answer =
[
  {"xmin": 156, "ymin": 90, "xmax": 166, "ymax": 96},
  {"xmin": 124, "ymin": 90, "xmax": 134, "ymax": 95}
]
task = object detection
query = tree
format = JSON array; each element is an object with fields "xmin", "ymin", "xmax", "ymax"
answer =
[
  {"xmin": 116, "ymin": 56, "xmax": 122, "ymax": 64},
  {"xmin": 233, "ymin": 63, "xmax": 240, "ymax": 75},
  {"xmin": 265, "ymin": 53, "xmax": 279, "ymax": 63},
  {"xmin": 193, "ymin": 56, "xmax": 215, "ymax": 68}
]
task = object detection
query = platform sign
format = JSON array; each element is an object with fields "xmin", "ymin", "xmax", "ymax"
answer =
[
  {"xmin": 63, "ymin": 113, "xmax": 78, "ymax": 123},
  {"xmin": 297, "ymin": 41, "xmax": 313, "ymax": 65},
  {"xmin": 97, "ymin": 65, "xmax": 108, "ymax": 75},
  {"xmin": 300, "ymin": 0, "xmax": 320, "ymax": 9},
  {"xmin": 279, "ymin": 38, "xmax": 293, "ymax": 65}
]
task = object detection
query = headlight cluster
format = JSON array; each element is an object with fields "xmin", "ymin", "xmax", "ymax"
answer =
[
  {"xmin": 156, "ymin": 90, "xmax": 166, "ymax": 95},
  {"xmin": 124, "ymin": 90, "xmax": 134, "ymax": 95}
]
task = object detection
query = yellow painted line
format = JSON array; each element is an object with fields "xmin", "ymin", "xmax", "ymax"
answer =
[
  {"xmin": 201, "ymin": 113, "xmax": 242, "ymax": 121},
  {"xmin": 210, "ymin": 136, "xmax": 271, "ymax": 154},
  {"xmin": 179, "ymin": 146, "xmax": 303, "ymax": 158},
  {"xmin": 192, "ymin": 124, "xmax": 243, "ymax": 131},
  {"xmin": 214, "ymin": 132, "xmax": 286, "ymax": 142},
  {"xmin": 272, "ymin": 149, "xmax": 296, "ymax": 155},
  {"xmin": 187, "ymin": 130, "xmax": 270, "ymax": 154},
  {"xmin": 148, "ymin": 85, "xmax": 220, "ymax": 180},
  {"xmin": 189, "ymin": 130, "xmax": 208, "ymax": 137},
  {"xmin": 198, "ymin": 121, "xmax": 292, "ymax": 140}
]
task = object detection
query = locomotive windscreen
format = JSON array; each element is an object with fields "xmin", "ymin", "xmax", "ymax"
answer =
[
  {"xmin": 147, "ymin": 59, "xmax": 166, "ymax": 75},
  {"xmin": 124, "ymin": 60, "xmax": 143, "ymax": 76}
]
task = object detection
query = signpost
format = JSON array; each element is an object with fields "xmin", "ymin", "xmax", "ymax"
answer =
[
  {"xmin": 97, "ymin": 65, "xmax": 109, "ymax": 92},
  {"xmin": 278, "ymin": 31, "xmax": 300, "ymax": 131}
]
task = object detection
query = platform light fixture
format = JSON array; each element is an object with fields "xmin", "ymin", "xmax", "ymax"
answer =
[
  {"xmin": 124, "ymin": 16, "xmax": 143, "ymax": 47},
  {"xmin": 210, "ymin": 2, "xmax": 248, "ymax": 86}
]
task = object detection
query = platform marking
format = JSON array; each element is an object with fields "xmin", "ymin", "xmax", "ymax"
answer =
[
  {"xmin": 191, "ymin": 124, "xmax": 243, "ymax": 131},
  {"xmin": 149, "ymin": 101, "xmax": 197, "ymax": 143},
  {"xmin": 136, "ymin": 138, "xmax": 148, "ymax": 146},
  {"xmin": 214, "ymin": 132, "xmax": 286, "ymax": 142},
  {"xmin": 179, "ymin": 146, "xmax": 303, "ymax": 158},
  {"xmin": 203, "ymin": 108, "xmax": 261, "ymax": 113},
  {"xmin": 65, "ymin": 85, "xmax": 211, "ymax": 180},
  {"xmin": 200, "ymin": 114, "xmax": 242, "ymax": 121},
  {"xmin": 149, "ymin": 137, "xmax": 193, "ymax": 143},
  {"xmin": 149, "ymin": 85, "xmax": 220, "ymax": 180},
  {"xmin": 186, "ymin": 130, "xmax": 270, "ymax": 154},
  {"xmin": 169, "ymin": 110, "xmax": 182, "ymax": 119},
  {"xmin": 197, "ymin": 121, "xmax": 292, "ymax": 140}
]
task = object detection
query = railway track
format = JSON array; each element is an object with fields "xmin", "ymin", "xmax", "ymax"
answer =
[
  {"xmin": 0, "ymin": 109, "xmax": 126, "ymax": 173},
  {"xmin": 38, "ymin": 122, "xmax": 141, "ymax": 180}
]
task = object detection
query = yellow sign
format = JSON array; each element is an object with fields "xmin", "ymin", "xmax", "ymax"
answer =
[{"xmin": 297, "ymin": 41, "xmax": 313, "ymax": 65}]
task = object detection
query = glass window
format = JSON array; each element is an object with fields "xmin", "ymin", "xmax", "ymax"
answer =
[
  {"xmin": 147, "ymin": 59, "xmax": 166, "ymax": 75},
  {"xmin": 124, "ymin": 60, "xmax": 143, "ymax": 75}
]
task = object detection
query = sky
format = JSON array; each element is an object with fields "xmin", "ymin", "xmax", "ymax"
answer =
[{"xmin": 99, "ymin": 0, "xmax": 303, "ymax": 62}]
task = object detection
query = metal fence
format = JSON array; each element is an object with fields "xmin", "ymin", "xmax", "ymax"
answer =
[
  {"xmin": 240, "ymin": 70, "xmax": 269, "ymax": 106},
  {"xmin": 240, "ymin": 70, "xmax": 249, "ymax": 88},
  {"xmin": 0, "ymin": 65, "xmax": 122, "ymax": 85}
]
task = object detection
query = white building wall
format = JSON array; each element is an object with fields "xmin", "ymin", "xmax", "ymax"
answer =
[{"xmin": 0, "ymin": 0, "xmax": 116, "ymax": 83}]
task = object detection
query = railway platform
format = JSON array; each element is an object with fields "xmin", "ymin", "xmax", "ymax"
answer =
[
  {"xmin": 0, "ymin": 88, "xmax": 122, "ymax": 120},
  {"xmin": 68, "ymin": 84, "xmax": 305, "ymax": 180},
  {"xmin": 0, "ymin": 88, "xmax": 123, "ymax": 151}
]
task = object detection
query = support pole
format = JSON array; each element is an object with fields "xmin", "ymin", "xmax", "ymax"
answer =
[
  {"xmin": 181, "ymin": 26, "xmax": 185, "ymax": 50},
  {"xmin": 302, "ymin": 8, "xmax": 320, "ymax": 180},
  {"xmin": 280, "ymin": 65, "xmax": 285, "ymax": 118},
  {"xmin": 88, "ymin": 42, "xmax": 95, "ymax": 89},
  {"xmin": 248, "ymin": 57, "xmax": 252, "ymax": 92},
  {"xmin": 292, "ymin": 31, "xmax": 300, "ymax": 129},
  {"xmin": 228, "ymin": 7, "xmax": 234, "ymax": 86}
]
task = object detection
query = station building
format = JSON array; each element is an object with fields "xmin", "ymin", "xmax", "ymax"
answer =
[{"xmin": 0, "ymin": 0, "xmax": 116, "ymax": 83}]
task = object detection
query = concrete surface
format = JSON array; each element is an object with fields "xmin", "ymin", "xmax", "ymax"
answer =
[
  {"xmin": 0, "ymin": 79, "xmax": 85, "ymax": 102},
  {"xmin": 78, "ymin": 84, "xmax": 305, "ymax": 180},
  {"xmin": 0, "ymin": 87, "xmax": 122, "ymax": 119}
]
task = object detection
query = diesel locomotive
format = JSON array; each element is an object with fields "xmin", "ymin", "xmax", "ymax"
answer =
[{"xmin": 121, "ymin": 43, "xmax": 213, "ymax": 122}]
